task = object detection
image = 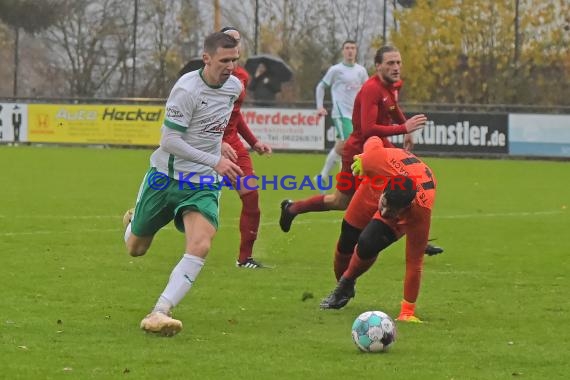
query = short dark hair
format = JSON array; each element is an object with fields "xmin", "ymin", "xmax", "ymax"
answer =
[
  {"xmin": 374, "ymin": 45, "xmax": 399, "ymax": 64},
  {"xmin": 342, "ymin": 40, "xmax": 357, "ymax": 48},
  {"xmin": 203, "ymin": 32, "xmax": 238, "ymax": 55},
  {"xmin": 383, "ymin": 176, "xmax": 417, "ymax": 209}
]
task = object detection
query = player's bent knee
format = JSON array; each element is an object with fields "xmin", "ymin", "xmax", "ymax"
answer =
[
  {"xmin": 186, "ymin": 239, "xmax": 212, "ymax": 257},
  {"xmin": 357, "ymin": 220, "xmax": 397, "ymax": 260}
]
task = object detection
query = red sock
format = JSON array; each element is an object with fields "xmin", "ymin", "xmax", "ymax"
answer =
[
  {"xmin": 290, "ymin": 195, "xmax": 326, "ymax": 214},
  {"xmin": 334, "ymin": 245, "xmax": 353, "ymax": 281},
  {"xmin": 343, "ymin": 248, "xmax": 377, "ymax": 281},
  {"xmin": 238, "ymin": 191, "xmax": 260, "ymax": 262}
]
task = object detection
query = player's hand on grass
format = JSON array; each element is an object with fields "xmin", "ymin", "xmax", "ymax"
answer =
[
  {"xmin": 214, "ymin": 157, "xmax": 244, "ymax": 183},
  {"xmin": 351, "ymin": 155, "xmax": 363, "ymax": 176}
]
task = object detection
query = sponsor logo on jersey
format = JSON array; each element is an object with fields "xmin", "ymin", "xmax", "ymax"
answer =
[
  {"xmin": 200, "ymin": 118, "xmax": 228, "ymax": 135},
  {"xmin": 166, "ymin": 106, "xmax": 184, "ymax": 119}
]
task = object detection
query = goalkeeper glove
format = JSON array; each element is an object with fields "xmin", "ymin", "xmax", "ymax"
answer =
[
  {"xmin": 397, "ymin": 299, "xmax": 423, "ymax": 323},
  {"xmin": 351, "ymin": 155, "xmax": 363, "ymax": 176}
]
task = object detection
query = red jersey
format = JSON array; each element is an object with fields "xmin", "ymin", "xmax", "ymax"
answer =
[
  {"xmin": 344, "ymin": 76, "xmax": 408, "ymax": 160},
  {"xmin": 223, "ymin": 66, "xmax": 257, "ymax": 147}
]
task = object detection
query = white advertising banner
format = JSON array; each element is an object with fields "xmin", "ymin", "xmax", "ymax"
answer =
[
  {"xmin": 0, "ymin": 103, "xmax": 28, "ymax": 143},
  {"xmin": 240, "ymin": 107, "xmax": 325, "ymax": 150},
  {"xmin": 509, "ymin": 113, "xmax": 570, "ymax": 157}
]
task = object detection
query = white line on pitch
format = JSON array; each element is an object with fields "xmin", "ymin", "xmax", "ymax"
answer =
[{"xmin": 0, "ymin": 210, "xmax": 564, "ymax": 237}]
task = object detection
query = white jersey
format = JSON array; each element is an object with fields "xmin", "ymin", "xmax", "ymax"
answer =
[
  {"xmin": 150, "ymin": 70, "xmax": 242, "ymax": 180},
  {"xmin": 318, "ymin": 62, "xmax": 368, "ymax": 119}
]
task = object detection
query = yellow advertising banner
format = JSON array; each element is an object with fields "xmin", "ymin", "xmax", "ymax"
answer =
[{"xmin": 28, "ymin": 104, "xmax": 163, "ymax": 145}]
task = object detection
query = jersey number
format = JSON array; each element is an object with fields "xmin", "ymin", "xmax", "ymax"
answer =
[{"xmin": 400, "ymin": 156, "xmax": 435, "ymax": 190}]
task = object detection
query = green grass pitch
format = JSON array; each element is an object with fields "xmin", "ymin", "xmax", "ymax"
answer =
[{"xmin": 1, "ymin": 145, "xmax": 569, "ymax": 379}]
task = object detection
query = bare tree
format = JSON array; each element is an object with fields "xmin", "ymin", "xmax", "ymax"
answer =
[
  {"xmin": 137, "ymin": 0, "xmax": 203, "ymax": 97},
  {"xmin": 42, "ymin": 0, "xmax": 131, "ymax": 97},
  {"xmin": 0, "ymin": 0, "xmax": 62, "ymax": 96}
]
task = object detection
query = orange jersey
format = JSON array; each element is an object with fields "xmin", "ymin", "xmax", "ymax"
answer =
[
  {"xmin": 344, "ymin": 136, "xmax": 437, "ymax": 303},
  {"xmin": 344, "ymin": 136, "xmax": 436, "ymax": 230},
  {"xmin": 360, "ymin": 136, "xmax": 436, "ymax": 211}
]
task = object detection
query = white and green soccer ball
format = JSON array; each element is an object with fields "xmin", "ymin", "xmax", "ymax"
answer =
[{"xmin": 351, "ymin": 311, "xmax": 397, "ymax": 353}]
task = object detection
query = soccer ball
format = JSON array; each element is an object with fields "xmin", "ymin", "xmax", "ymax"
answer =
[{"xmin": 351, "ymin": 311, "xmax": 397, "ymax": 352}]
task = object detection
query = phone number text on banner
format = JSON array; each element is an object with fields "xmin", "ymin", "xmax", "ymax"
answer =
[
  {"xmin": 28, "ymin": 104, "xmax": 163, "ymax": 145},
  {"xmin": 241, "ymin": 107, "xmax": 324, "ymax": 150}
]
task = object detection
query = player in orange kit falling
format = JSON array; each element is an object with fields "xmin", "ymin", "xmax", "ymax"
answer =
[
  {"xmin": 320, "ymin": 136, "xmax": 436, "ymax": 323},
  {"xmin": 279, "ymin": 45, "xmax": 443, "ymax": 257}
]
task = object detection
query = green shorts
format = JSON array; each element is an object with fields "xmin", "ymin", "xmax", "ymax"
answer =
[
  {"xmin": 333, "ymin": 117, "xmax": 353, "ymax": 140},
  {"xmin": 130, "ymin": 167, "xmax": 221, "ymax": 236}
]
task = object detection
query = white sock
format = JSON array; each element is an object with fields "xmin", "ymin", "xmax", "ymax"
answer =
[
  {"xmin": 124, "ymin": 223, "xmax": 132, "ymax": 243},
  {"xmin": 321, "ymin": 149, "xmax": 341, "ymax": 177},
  {"xmin": 153, "ymin": 254, "xmax": 205, "ymax": 313}
]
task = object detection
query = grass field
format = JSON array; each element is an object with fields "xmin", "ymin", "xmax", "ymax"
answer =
[{"xmin": 1, "ymin": 145, "xmax": 569, "ymax": 379}]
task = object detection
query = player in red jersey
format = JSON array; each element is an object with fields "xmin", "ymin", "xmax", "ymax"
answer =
[
  {"xmin": 320, "ymin": 137, "xmax": 436, "ymax": 322},
  {"xmin": 280, "ymin": 46, "xmax": 442, "ymax": 255},
  {"xmin": 220, "ymin": 27, "xmax": 272, "ymax": 268}
]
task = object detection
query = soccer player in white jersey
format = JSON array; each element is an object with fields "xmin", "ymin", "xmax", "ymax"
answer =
[
  {"xmin": 122, "ymin": 32, "xmax": 243, "ymax": 336},
  {"xmin": 315, "ymin": 40, "xmax": 368, "ymax": 192}
]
